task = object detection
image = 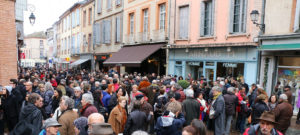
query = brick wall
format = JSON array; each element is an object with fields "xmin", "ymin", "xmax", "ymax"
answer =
[{"xmin": 0, "ymin": 0, "xmax": 18, "ymax": 85}]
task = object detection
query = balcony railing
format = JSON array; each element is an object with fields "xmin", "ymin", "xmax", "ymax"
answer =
[
  {"xmin": 153, "ymin": 29, "xmax": 166, "ymax": 42},
  {"xmin": 125, "ymin": 34, "xmax": 135, "ymax": 44},
  {"xmin": 138, "ymin": 32, "xmax": 150, "ymax": 43}
]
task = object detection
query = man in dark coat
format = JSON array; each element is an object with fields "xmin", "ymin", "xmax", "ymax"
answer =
[
  {"xmin": 223, "ymin": 87, "xmax": 238, "ymax": 135},
  {"xmin": 17, "ymin": 93, "xmax": 43, "ymax": 134},
  {"xmin": 284, "ymin": 86, "xmax": 293, "ymax": 104},
  {"xmin": 124, "ymin": 100, "xmax": 152, "ymax": 135},
  {"xmin": 273, "ymin": 94, "xmax": 293, "ymax": 134},
  {"xmin": 182, "ymin": 88, "xmax": 200, "ymax": 125},
  {"xmin": 251, "ymin": 94, "xmax": 270, "ymax": 125},
  {"xmin": 211, "ymin": 86, "xmax": 225, "ymax": 135}
]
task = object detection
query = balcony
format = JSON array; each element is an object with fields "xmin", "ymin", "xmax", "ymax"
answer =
[
  {"xmin": 138, "ymin": 32, "xmax": 150, "ymax": 43},
  {"xmin": 125, "ymin": 34, "xmax": 135, "ymax": 44},
  {"xmin": 153, "ymin": 29, "xmax": 166, "ymax": 42}
]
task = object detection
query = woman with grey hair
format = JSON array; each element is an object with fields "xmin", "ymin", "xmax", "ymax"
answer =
[
  {"xmin": 80, "ymin": 93, "xmax": 98, "ymax": 117},
  {"xmin": 44, "ymin": 82, "xmax": 54, "ymax": 118}
]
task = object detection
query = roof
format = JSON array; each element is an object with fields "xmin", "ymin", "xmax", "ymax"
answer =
[{"xmin": 25, "ymin": 31, "xmax": 46, "ymax": 38}]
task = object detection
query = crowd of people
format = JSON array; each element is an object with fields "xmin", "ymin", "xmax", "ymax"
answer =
[{"xmin": 0, "ymin": 67, "xmax": 299, "ymax": 135}]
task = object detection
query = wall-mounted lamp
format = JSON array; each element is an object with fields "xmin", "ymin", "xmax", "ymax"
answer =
[
  {"xmin": 204, "ymin": 48, "xmax": 208, "ymax": 52},
  {"xmin": 185, "ymin": 48, "xmax": 189, "ymax": 53},
  {"xmin": 227, "ymin": 47, "xmax": 231, "ymax": 52},
  {"xmin": 250, "ymin": 10, "xmax": 265, "ymax": 32}
]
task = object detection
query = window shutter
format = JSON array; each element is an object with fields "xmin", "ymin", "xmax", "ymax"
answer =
[
  {"xmin": 179, "ymin": 7, "xmax": 185, "ymax": 39},
  {"xmin": 185, "ymin": 6, "xmax": 189, "ymax": 39},
  {"xmin": 116, "ymin": 16, "xmax": 120, "ymax": 42},
  {"xmin": 78, "ymin": 33, "xmax": 81, "ymax": 53},
  {"xmin": 97, "ymin": 0, "xmax": 102, "ymax": 14},
  {"xmin": 242, "ymin": 0, "xmax": 248, "ymax": 33},
  {"xmin": 93, "ymin": 23, "xmax": 97, "ymax": 44},
  {"xmin": 108, "ymin": 20, "xmax": 111, "ymax": 43},
  {"xmin": 200, "ymin": 2, "xmax": 205, "ymax": 37},
  {"xmin": 101, "ymin": 20, "xmax": 105, "ymax": 44},
  {"xmin": 210, "ymin": 0, "xmax": 215, "ymax": 36},
  {"xmin": 107, "ymin": 0, "xmax": 111, "ymax": 10},
  {"xmin": 229, "ymin": 0, "xmax": 235, "ymax": 34},
  {"xmin": 294, "ymin": 0, "xmax": 300, "ymax": 32}
]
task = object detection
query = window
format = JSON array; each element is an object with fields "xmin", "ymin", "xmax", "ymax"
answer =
[
  {"xmin": 97, "ymin": 0, "xmax": 102, "ymax": 14},
  {"xmin": 230, "ymin": 0, "xmax": 247, "ymax": 33},
  {"xmin": 83, "ymin": 10, "xmax": 86, "ymax": 27},
  {"xmin": 115, "ymin": 16, "xmax": 121, "ymax": 42},
  {"xmin": 101, "ymin": 20, "xmax": 111, "ymax": 44},
  {"xmin": 179, "ymin": 6, "xmax": 189, "ymax": 39},
  {"xmin": 200, "ymin": 0, "xmax": 214, "ymax": 36},
  {"xmin": 116, "ymin": 0, "xmax": 121, "ymax": 6},
  {"xmin": 107, "ymin": 0, "xmax": 111, "ymax": 10},
  {"xmin": 77, "ymin": 33, "xmax": 81, "ymax": 53},
  {"xmin": 67, "ymin": 16, "xmax": 70, "ymax": 29},
  {"xmin": 72, "ymin": 35, "xmax": 75, "ymax": 53},
  {"xmin": 64, "ymin": 38, "xmax": 67, "ymax": 51},
  {"xmin": 72, "ymin": 12, "xmax": 75, "ymax": 28},
  {"xmin": 129, "ymin": 13, "xmax": 134, "ymax": 34},
  {"xmin": 77, "ymin": 9, "xmax": 80, "ymax": 26},
  {"xmin": 89, "ymin": 8, "xmax": 92, "ymax": 25},
  {"xmin": 159, "ymin": 4, "xmax": 166, "ymax": 30},
  {"xmin": 143, "ymin": 9, "xmax": 148, "ymax": 32}
]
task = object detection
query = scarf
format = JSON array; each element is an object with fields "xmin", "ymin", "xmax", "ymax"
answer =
[
  {"xmin": 213, "ymin": 92, "xmax": 222, "ymax": 100},
  {"xmin": 117, "ymin": 104, "xmax": 127, "ymax": 131},
  {"xmin": 80, "ymin": 103, "xmax": 91, "ymax": 114}
]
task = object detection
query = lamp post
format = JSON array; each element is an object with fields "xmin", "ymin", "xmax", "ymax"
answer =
[
  {"xmin": 28, "ymin": 4, "xmax": 36, "ymax": 25},
  {"xmin": 250, "ymin": 10, "xmax": 265, "ymax": 32}
]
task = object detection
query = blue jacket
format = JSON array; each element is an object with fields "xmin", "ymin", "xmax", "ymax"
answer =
[
  {"xmin": 43, "ymin": 90, "xmax": 54, "ymax": 115},
  {"xmin": 155, "ymin": 113, "xmax": 185, "ymax": 135},
  {"xmin": 39, "ymin": 129, "xmax": 61, "ymax": 135},
  {"xmin": 102, "ymin": 91, "xmax": 111, "ymax": 110}
]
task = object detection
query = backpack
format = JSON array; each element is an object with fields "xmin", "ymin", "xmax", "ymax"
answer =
[
  {"xmin": 154, "ymin": 97, "xmax": 166, "ymax": 115},
  {"xmin": 10, "ymin": 110, "xmax": 40, "ymax": 135}
]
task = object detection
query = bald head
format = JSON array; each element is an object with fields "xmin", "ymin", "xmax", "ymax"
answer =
[{"xmin": 88, "ymin": 113, "xmax": 104, "ymax": 125}]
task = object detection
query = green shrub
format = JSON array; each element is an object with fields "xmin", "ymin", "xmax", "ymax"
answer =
[{"xmin": 178, "ymin": 80, "xmax": 190, "ymax": 89}]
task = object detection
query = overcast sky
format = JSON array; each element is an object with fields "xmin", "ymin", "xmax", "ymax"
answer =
[{"xmin": 24, "ymin": 0, "xmax": 81, "ymax": 35}]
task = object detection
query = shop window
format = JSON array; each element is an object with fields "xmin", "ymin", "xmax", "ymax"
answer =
[
  {"xmin": 176, "ymin": 61, "xmax": 182, "ymax": 65},
  {"xmin": 279, "ymin": 57, "xmax": 300, "ymax": 67},
  {"xmin": 217, "ymin": 62, "xmax": 244, "ymax": 79}
]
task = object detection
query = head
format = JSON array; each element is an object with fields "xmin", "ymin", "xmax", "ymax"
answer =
[
  {"xmin": 166, "ymin": 100, "xmax": 182, "ymax": 114},
  {"xmin": 168, "ymin": 92, "xmax": 176, "ymax": 102},
  {"xmin": 44, "ymin": 118, "xmax": 62, "ymax": 135},
  {"xmin": 279, "ymin": 94, "xmax": 288, "ymax": 103},
  {"xmin": 38, "ymin": 83, "xmax": 45, "ymax": 92},
  {"xmin": 113, "ymin": 78, "xmax": 118, "ymax": 84},
  {"xmin": 132, "ymin": 100, "xmax": 141, "ymax": 110},
  {"xmin": 132, "ymin": 85, "xmax": 138, "ymax": 93},
  {"xmin": 172, "ymin": 83, "xmax": 182, "ymax": 92},
  {"xmin": 60, "ymin": 96, "xmax": 74, "ymax": 111},
  {"xmin": 185, "ymin": 88, "xmax": 194, "ymax": 98},
  {"xmin": 74, "ymin": 87, "xmax": 82, "ymax": 98},
  {"xmin": 25, "ymin": 81, "xmax": 33, "ymax": 91},
  {"xmin": 268, "ymin": 94, "xmax": 277, "ymax": 103},
  {"xmin": 212, "ymin": 86, "xmax": 221, "ymax": 96},
  {"xmin": 81, "ymin": 93, "xmax": 94, "ymax": 106},
  {"xmin": 118, "ymin": 96, "xmax": 127, "ymax": 108},
  {"xmin": 54, "ymin": 89, "xmax": 62, "ymax": 98},
  {"xmin": 95, "ymin": 81, "xmax": 100, "ymax": 87},
  {"xmin": 73, "ymin": 117, "xmax": 88, "ymax": 135},
  {"xmin": 258, "ymin": 111, "xmax": 276, "ymax": 135},
  {"xmin": 45, "ymin": 82, "xmax": 54, "ymax": 91},
  {"xmin": 284, "ymin": 86, "xmax": 291, "ymax": 92},
  {"xmin": 227, "ymin": 87, "xmax": 235, "ymax": 94},
  {"xmin": 182, "ymin": 125, "xmax": 197, "ymax": 135},
  {"xmin": 191, "ymin": 119, "xmax": 206, "ymax": 135},
  {"xmin": 93, "ymin": 90, "xmax": 103, "ymax": 103},
  {"xmin": 132, "ymin": 130, "xmax": 149, "ymax": 135},
  {"xmin": 28, "ymin": 93, "xmax": 43, "ymax": 108},
  {"xmin": 87, "ymin": 113, "xmax": 105, "ymax": 132},
  {"xmin": 9, "ymin": 79, "xmax": 18, "ymax": 88},
  {"xmin": 116, "ymin": 87, "xmax": 126, "ymax": 97}
]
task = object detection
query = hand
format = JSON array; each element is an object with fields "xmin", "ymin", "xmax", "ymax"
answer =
[{"xmin": 150, "ymin": 111, "xmax": 154, "ymax": 115}]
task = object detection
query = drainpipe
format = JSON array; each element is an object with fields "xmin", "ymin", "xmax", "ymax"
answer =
[{"xmin": 256, "ymin": 0, "xmax": 266, "ymax": 84}]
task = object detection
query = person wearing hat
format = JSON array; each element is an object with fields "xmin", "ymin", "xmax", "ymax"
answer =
[
  {"xmin": 251, "ymin": 94, "xmax": 270, "ymax": 125},
  {"xmin": 39, "ymin": 118, "xmax": 62, "ymax": 135},
  {"xmin": 243, "ymin": 111, "xmax": 283, "ymax": 135},
  {"xmin": 89, "ymin": 123, "xmax": 114, "ymax": 135},
  {"xmin": 273, "ymin": 94, "xmax": 293, "ymax": 134}
]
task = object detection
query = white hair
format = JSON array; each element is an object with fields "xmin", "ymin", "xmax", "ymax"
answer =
[
  {"xmin": 132, "ymin": 130, "xmax": 149, "ymax": 135},
  {"xmin": 185, "ymin": 89, "xmax": 194, "ymax": 98},
  {"xmin": 82, "ymin": 93, "xmax": 94, "ymax": 104},
  {"xmin": 279, "ymin": 94, "xmax": 288, "ymax": 100},
  {"xmin": 74, "ymin": 86, "xmax": 81, "ymax": 91}
]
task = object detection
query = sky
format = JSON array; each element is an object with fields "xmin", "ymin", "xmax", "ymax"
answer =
[{"xmin": 24, "ymin": 0, "xmax": 81, "ymax": 35}]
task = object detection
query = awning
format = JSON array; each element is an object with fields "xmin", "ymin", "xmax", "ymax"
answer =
[
  {"xmin": 70, "ymin": 59, "xmax": 90, "ymax": 67},
  {"xmin": 259, "ymin": 43, "xmax": 300, "ymax": 51},
  {"xmin": 104, "ymin": 44, "xmax": 163, "ymax": 66}
]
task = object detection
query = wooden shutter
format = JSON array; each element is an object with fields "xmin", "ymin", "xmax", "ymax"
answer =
[
  {"xmin": 210, "ymin": 0, "xmax": 215, "ymax": 36},
  {"xmin": 200, "ymin": 2, "xmax": 205, "ymax": 37},
  {"xmin": 107, "ymin": 20, "xmax": 111, "ymax": 43},
  {"xmin": 294, "ymin": 0, "xmax": 300, "ymax": 32},
  {"xmin": 97, "ymin": 0, "xmax": 102, "ymax": 14},
  {"xmin": 242, "ymin": 0, "xmax": 247, "ymax": 33},
  {"xmin": 229, "ymin": 0, "xmax": 235, "ymax": 34}
]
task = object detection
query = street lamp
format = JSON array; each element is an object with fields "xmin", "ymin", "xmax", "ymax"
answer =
[
  {"xmin": 250, "ymin": 10, "xmax": 265, "ymax": 32},
  {"xmin": 29, "ymin": 13, "xmax": 36, "ymax": 25}
]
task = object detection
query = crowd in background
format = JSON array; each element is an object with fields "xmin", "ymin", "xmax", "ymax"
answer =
[{"xmin": 0, "ymin": 67, "xmax": 298, "ymax": 135}]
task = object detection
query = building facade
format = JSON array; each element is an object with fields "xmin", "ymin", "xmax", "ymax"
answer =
[
  {"xmin": 167, "ymin": 0, "xmax": 262, "ymax": 85},
  {"xmin": 104, "ymin": 0, "xmax": 169, "ymax": 75},
  {"xmin": 94, "ymin": 0, "xmax": 123, "ymax": 71},
  {"xmin": 21, "ymin": 33, "xmax": 48, "ymax": 68},
  {"xmin": 258, "ymin": 0, "xmax": 300, "ymax": 113}
]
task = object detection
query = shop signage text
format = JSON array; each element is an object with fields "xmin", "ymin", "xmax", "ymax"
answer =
[
  {"xmin": 188, "ymin": 62, "xmax": 200, "ymax": 66},
  {"xmin": 223, "ymin": 63, "xmax": 237, "ymax": 68}
]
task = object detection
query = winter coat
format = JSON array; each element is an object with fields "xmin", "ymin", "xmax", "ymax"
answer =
[
  {"xmin": 223, "ymin": 92, "xmax": 239, "ymax": 116},
  {"xmin": 58, "ymin": 110, "xmax": 79, "ymax": 135},
  {"xmin": 19, "ymin": 103, "xmax": 43, "ymax": 132},
  {"xmin": 273, "ymin": 101, "xmax": 293, "ymax": 132},
  {"xmin": 141, "ymin": 101, "xmax": 153, "ymax": 116},
  {"xmin": 43, "ymin": 90, "xmax": 54, "ymax": 115},
  {"xmin": 108, "ymin": 93, "xmax": 118, "ymax": 112},
  {"xmin": 182, "ymin": 97, "xmax": 200, "ymax": 125},
  {"xmin": 285, "ymin": 90, "xmax": 292, "ymax": 104},
  {"xmin": 81, "ymin": 104, "xmax": 98, "ymax": 118},
  {"xmin": 212, "ymin": 95, "xmax": 225, "ymax": 135},
  {"xmin": 39, "ymin": 129, "xmax": 61, "ymax": 135},
  {"xmin": 243, "ymin": 124, "xmax": 283, "ymax": 135},
  {"xmin": 123, "ymin": 110, "xmax": 151, "ymax": 135},
  {"xmin": 52, "ymin": 97, "xmax": 60, "ymax": 114},
  {"xmin": 102, "ymin": 91, "xmax": 111, "ymax": 110},
  {"xmin": 251, "ymin": 101, "xmax": 269, "ymax": 124},
  {"xmin": 65, "ymin": 86, "xmax": 74, "ymax": 98},
  {"xmin": 298, "ymin": 90, "xmax": 300, "ymax": 108},
  {"xmin": 108, "ymin": 106, "xmax": 127, "ymax": 134},
  {"xmin": 155, "ymin": 113, "xmax": 185, "ymax": 135}
]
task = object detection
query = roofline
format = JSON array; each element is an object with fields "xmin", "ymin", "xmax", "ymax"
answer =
[{"xmin": 59, "ymin": 1, "xmax": 86, "ymax": 19}]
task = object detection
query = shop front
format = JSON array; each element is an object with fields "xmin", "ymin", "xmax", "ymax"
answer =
[
  {"xmin": 168, "ymin": 47, "xmax": 258, "ymax": 85},
  {"xmin": 95, "ymin": 54, "xmax": 111, "ymax": 72},
  {"xmin": 259, "ymin": 36, "xmax": 300, "ymax": 114}
]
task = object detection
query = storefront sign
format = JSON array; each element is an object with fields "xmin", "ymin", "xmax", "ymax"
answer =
[
  {"xmin": 223, "ymin": 63, "xmax": 237, "ymax": 68},
  {"xmin": 188, "ymin": 62, "xmax": 200, "ymax": 66}
]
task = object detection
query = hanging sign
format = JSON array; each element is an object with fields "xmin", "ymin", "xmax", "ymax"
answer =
[{"xmin": 223, "ymin": 63, "xmax": 237, "ymax": 68}]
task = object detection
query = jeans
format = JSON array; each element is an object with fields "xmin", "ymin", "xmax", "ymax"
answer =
[
  {"xmin": 225, "ymin": 115, "xmax": 233, "ymax": 135},
  {"xmin": 236, "ymin": 113, "xmax": 246, "ymax": 133}
]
